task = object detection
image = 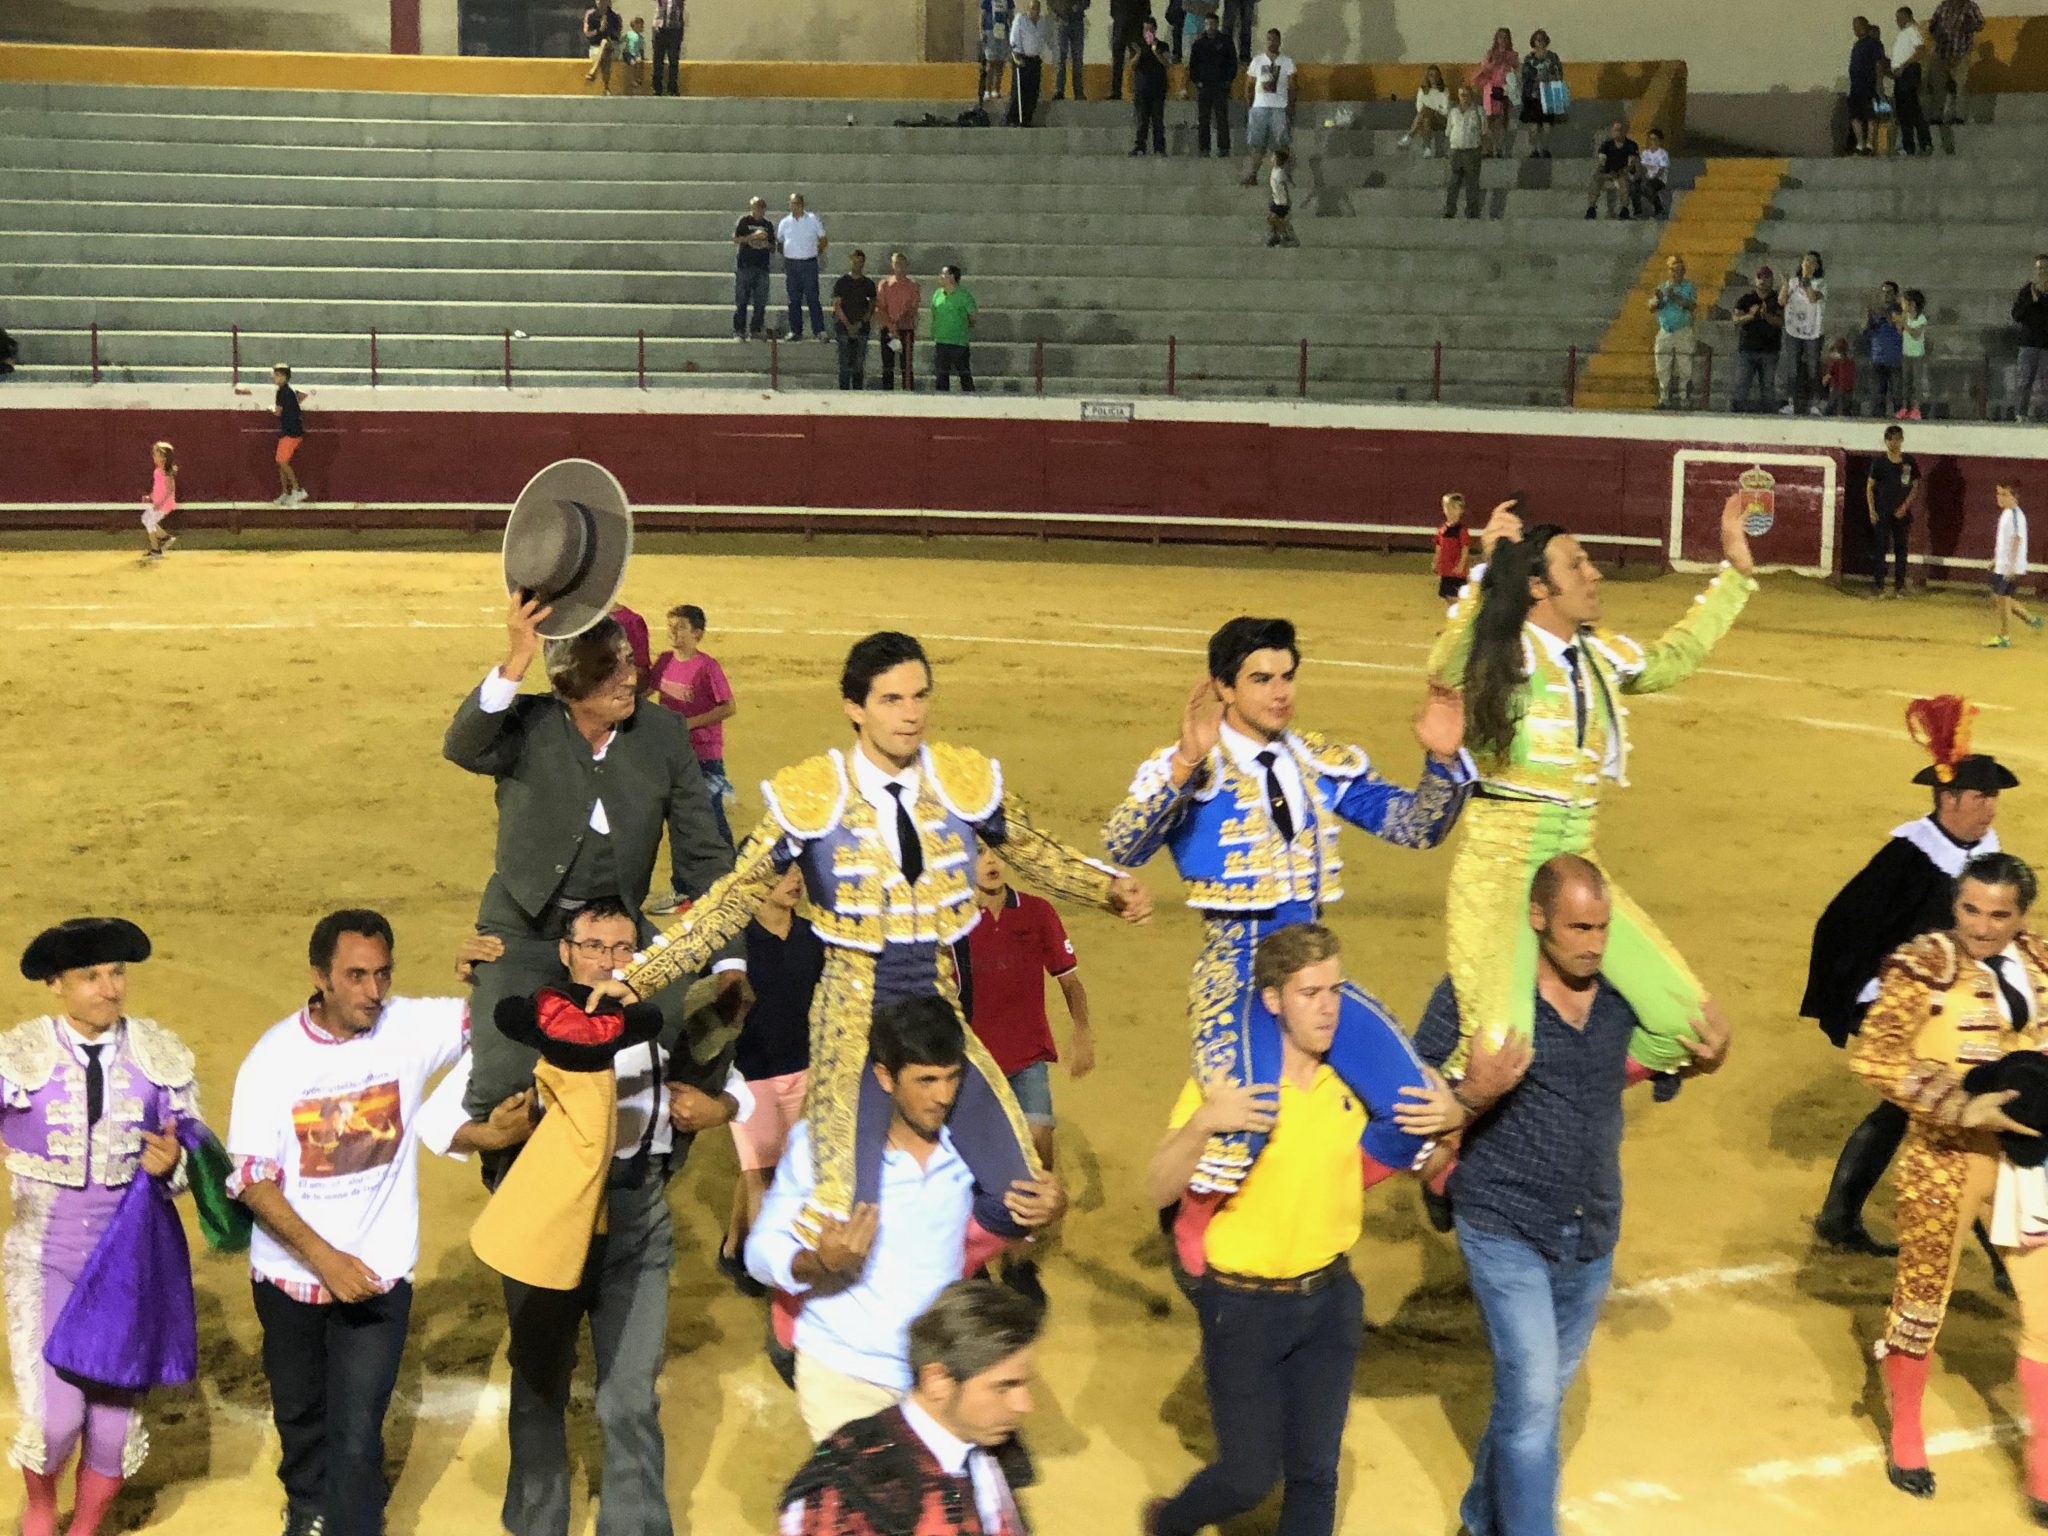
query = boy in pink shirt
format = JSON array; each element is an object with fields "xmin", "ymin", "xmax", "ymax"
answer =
[{"xmin": 648, "ymin": 605, "xmax": 737, "ymax": 908}]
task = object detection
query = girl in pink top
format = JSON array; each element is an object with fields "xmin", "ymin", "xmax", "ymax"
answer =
[
  {"xmin": 142, "ymin": 441, "xmax": 178, "ymax": 559},
  {"xmin": 1472, "ymin": 27, "xmax": 1519, "ymax": 158}
]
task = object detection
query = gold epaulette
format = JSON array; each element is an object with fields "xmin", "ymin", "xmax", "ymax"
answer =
[
  {"xmin": 1585, "ymin": 627, "xmax": 1646, "ymax": 671},
  {"xmin": 1886, "ymin": 931, "xmax": 1961, "ymax": 989},
  {"xmin": 925, "ymin": 742, "xmax": 1003, "ymax": 822},
  {"xmin": 1291, "ymin": 730, "xmax": 1368, "ymax": 780},
  {"xmin": 762, "ymin": 753, "xmax": 848, "ymax": 840}
]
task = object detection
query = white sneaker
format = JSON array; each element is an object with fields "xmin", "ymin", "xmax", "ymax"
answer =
[
  {"xmin": 162, "ymin": 535, "xmax": 179, "ymax": 552},
  {"xmin": 288, "ymin": 489, "xmax": 309, "ymax": 505},
  {"xmin": 272, "ymin": 493, "xmax": 292, "ymax": 506},
  {"xmin": 1422, "ymin": 143, "xmax": 1436, "ymax": 158},
  {"xmin": 1810, "ymin": 403, "xmax": 1826, "ymax": 416},
  {"xmin": 1397, "ymin": 133, "xmax": 1412, "ymax": 148},
  {"xmin": 1778, "ymin": 402, "xmax": 1794, "ymax": 415}
]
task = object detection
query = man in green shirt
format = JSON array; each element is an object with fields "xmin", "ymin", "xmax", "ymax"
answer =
[{"xmin": 931, "ymin": 265, "xmax": 978, "ymax": 393}]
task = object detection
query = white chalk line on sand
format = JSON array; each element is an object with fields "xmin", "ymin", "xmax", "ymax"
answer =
[{"xmin": 1607, "ymin": 1259, "xmax": 1796, "ymax": 1303}]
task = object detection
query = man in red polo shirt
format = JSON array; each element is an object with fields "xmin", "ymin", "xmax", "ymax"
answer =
[{"xmin": 962, "ymin": 848, "xmax": 1092, "ymax": 1302}]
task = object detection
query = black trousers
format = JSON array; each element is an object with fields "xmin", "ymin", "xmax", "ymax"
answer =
[
  {"xmin": 1893, "ymin": 62, "xmax": 1931, "ymax": 152},
  {"xmin": 1156, "ymin": 1267, "xmax": 1363, "ymax": 1536},
  {"xmin": 880, "ymin": 329, "xmax": 913, "ymax": 389},
  {"xmin": 1873, "ymin": 512, "xmax": 1912, "ymax": 591},
  {"xmin": 1012, "ymin": 55, "xmax": 1043, "ymax": 125},
  {"xmin": 1108, "ymin": 13, "xmax": 1144, "ymax": 98},
  {"xmin": 253, "ymin": 1280, "xmax": 413, "ymax": 1536},
  {"xmin": 1133, "ymin": 90, "xmax": 1166, "ymax": 152},
  {"xmin": 651, "ymin": 25, "xmax": 681, "ymax": 94},
  {"xmin": 1196, "ymin": 82, "xmax": 1231, "ymax": 154},
  {"xmin": 935, "ymin": 341, "xmax": 974, "ymax": 392}
]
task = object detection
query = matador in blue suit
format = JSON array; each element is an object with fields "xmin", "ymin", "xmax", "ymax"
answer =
[{"xmin": 1105, "ymin": 617, "xmax": 1475, "ymax": 1192}]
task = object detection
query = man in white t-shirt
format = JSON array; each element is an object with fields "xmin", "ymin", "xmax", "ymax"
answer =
[
  {"xmin": 418, "ymin": 898, "xmax": 750, "ymax": 1536},
  {"xmin": 1239, "ymin": 29, "xmax": 1295, "ymax": 187},
  {"xmin": 1987, "ymin": 478, "xmax": 2043, "ymax": 648},
  {"xmin": 227, "ymin": 909, "xmax": 524, "ymax": 1536},
  {"xmin": 777, "ymin": 193, "xmax": 831, "ymax": 342}
]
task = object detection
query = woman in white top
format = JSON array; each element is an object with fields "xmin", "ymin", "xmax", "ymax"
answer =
[
  {"xmin": 1779, "ymin": 250, "xmax": 1829, "ymax": 417},
  {"xmin": 1401, "ymin": 65, "xmax": 1451, "ymax": 155}
]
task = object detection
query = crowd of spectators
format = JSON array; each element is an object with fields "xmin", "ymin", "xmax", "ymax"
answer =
[{"xmin": 1846, "ymin": 2, "xmax": 1982, "ymax": 155}]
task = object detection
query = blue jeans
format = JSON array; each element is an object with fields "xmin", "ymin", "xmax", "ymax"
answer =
[
  {"xmin": 697, "ymin": 756, "xmax": 733, "ymax": 850},
  {"xmin": 1454, "ymin": 1218, "xmax": 1615, "ymax": 1536},
  {"xmin": 784, "ymin": 258, "xmax": 824, "ymax": 338},
  {"xmin": 733, "ymin": 266, "xmax": 769, "ymax": 336},
  {"xmin": 1154, "ymin": 1266, "xmax": 1364, "ymax": 1536}
]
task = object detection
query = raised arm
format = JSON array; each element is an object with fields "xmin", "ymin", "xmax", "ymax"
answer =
[
  {"xmin": 618, "ymin": 818, "xmax": 791, "ymax": 1000},
  {"xmin": 1104, "ymin": 677, "xmax": 1224, "ymax": 866},
  {"xmin": 1427, "ymin": 500, "xmax": 1522, "ymax": 686},
  {"xmin": 1615, "ymin": 494, "xmax": 1759, "ymax": 695},
  {"xmin": 445, "ymin": 595, "xmax": 551, "ymax": 775}
]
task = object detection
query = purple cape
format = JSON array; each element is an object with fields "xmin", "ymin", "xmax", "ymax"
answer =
[{"xmin": 42, "ymin": 1117, "xmax": 204, "ymax": 1392}]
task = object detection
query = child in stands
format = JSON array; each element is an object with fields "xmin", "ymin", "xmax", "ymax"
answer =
[
  {"xmin": 1433, "ymin": 493, "xmax": 1471, "ymax": 599},
  {"xmin": 1825, "ymin": 336, "xmax": 1857, "ymax": 416},
  {"xmin": 622, "ymin": 16, "xmax": 646, "ymax": 85},
  {"xmin": 1267, "ymin": 147, "xmax": 1296, "ymax": 247},
  {"xmin": 1898, "ymin": 286, "xmax": 1930, "ymax": 420},
  {"xmin": 1633, "ymin": 127, "xmax": 1670, "ymax": 219},
  {"xmin": 142, "ymin": 440, "xmax": 179, "ymax": 559}
]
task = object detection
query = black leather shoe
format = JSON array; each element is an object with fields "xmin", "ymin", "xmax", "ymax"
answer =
[
  {"xmin": 1886, "ymin": 1458, "xmax": 1935, "ymax": 1498},
  {"xmin": 1814, "ymin": 1216, "xmax": 1900, "ymax": 1258},
  {"xmin": 1423, "ymin": 1187, "xmax": 1456, "ymax": 1234},
  {"xmin": 1002, "ymin": 1258, "xmax": 1048, "ymax": 1309}
]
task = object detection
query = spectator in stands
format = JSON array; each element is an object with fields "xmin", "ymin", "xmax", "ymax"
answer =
[
  {"xmin": 1864, "ymin": 279, "xmax": 1905, "ymax": 416},
  {"xmin": 932, "ymin": 266, "xmax": 978, "ymax": 393},
  {"xmin": 1632, "ymin": 126, "xmax": 1669, "ymax": 218},
  {"xmin": 1731, "ymin": 266, "xmax": 1785, "ymax": 412},
  {"xmin": 1050, "ymin": 0, "xmax": 1088, "ymax": 100},
  {"xmin": 1649, "ymin": 255, "xmax": 1698, "ymax": 410},
  {"xmin": 1224, "ymin": 0, "xmax": 1256, "ymax": 62},
  {"xmin": 1585, "ymin": 120, "xmax": 1638, "ymax": 220},
  {"xmin": 876, "ymin": 251, "xmax": 921, "ymax": 392},
  {"xmin": 1826, "ymin": 337, "xmax": 1857, "ymax": 414},
  {"xmin": 1866, "ymin": 423, "xmax": 1922, "ymax": 597},
  {"xmin": 832, "ymin": 250, "xmax": 878, "ymax": 392},
  {"xmin": 777, "ymin": 193, "xmax": 830, "ymax": 344},
  {"xmin": 1518, "ymin": 30, "xmax": 1565, "ymax": 160},
  {"xmin": 1779, "ymin": 251, "xmax": 1827, "ymax": 416},
  {"xmin": 1898, "ymin": 286, "xmax": 1930, "ymax": 419},
  {"xmin": 1848, "ymin": 16, "xmax": 1886, "ymax": 155},
  {"xmin": 1889, "ymin": 7, "xmax": 1933, "ymax": 155},
  {"xmin": 1443, "ymin": 85, "xmax": 1485, "ymax": 218},
  {"xmin": 732, "ymin": 197, "xmax": 773, "ymax": 341},
  {"xmin": 1008, "ymin": 0, "xmax": 1050, "ymax": 126},
  {"xmin": 1131, "ymin": 20, "xmax": 1170, "ymax": 156},
  {"xmin": 650, "ymin": 0, "xmax": 683, "ymax": 97},
  {"xmin": 1266, "ymin": 147, "xmax": 1296, "ymax": 248},
  {"xmin": 980, "ymin": 0, "xmax": 1014, "ymax": 105},
  {"xmin": 1108, "ymin": 0, "xmax": 1146, "ymax": 100},
  {"xmin": 1182, "ymin": 0, "xmax": 1217, "ymax": 68},
  {"xmin": 1190, "ymin": 13, "xmax": 1238, "ymax": 158},
  {"xmin": 583, "ymin": 0, "xmax": 623, "ymax": 93},
  {"xmin": 1239, "ymin": 29, "xmax": 1296, "ymax": 185},
  {"xmin": 1400, "ymin": 65, "xmax": 1451, "ymax": 156},
  {"xmin": 1473, "ymin": 27, "xmax": 1520, "ymax": 158},
  {"xmin": 2011, "ymin": 253, "xmax": 2048, "ymax": 422},
  {"xmin": 1926, "ymin": 0, "xmax": 1983, "ymax": 137},
  {"xmin": 620, "ymin": 16, "xmax": 646, "ymax": 88},
  {"xmin": 1166, "ymin": 0, "xmax": 1187, "ymax": 62}
]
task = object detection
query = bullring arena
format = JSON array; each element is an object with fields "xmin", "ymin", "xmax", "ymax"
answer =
[{"xmin": 5, "ymin": 14, "xmax": 2048, "ymax": 1536}]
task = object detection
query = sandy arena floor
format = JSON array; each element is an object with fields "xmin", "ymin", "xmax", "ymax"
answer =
[{"xmin": 3, "ymin": 529, "xmax": 2045, "ymax": 1536}]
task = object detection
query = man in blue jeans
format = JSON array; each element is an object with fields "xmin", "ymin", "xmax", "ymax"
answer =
[
  {"xmin": 775, "ymin": 192, "xmax": 830, "ymax": 343},
  {"xmin": 1404, "ymin": 854, "xmax": 1730, "ymax": 1536}
]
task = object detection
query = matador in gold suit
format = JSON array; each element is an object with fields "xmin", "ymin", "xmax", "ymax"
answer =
[
  {"xmin": 611, "ymin": 636, "xmax": 1137, "ymax": 1244},
  {"xmin": 1850, "ymin": 898, "xmax": 2048, "ymax": 1506}
]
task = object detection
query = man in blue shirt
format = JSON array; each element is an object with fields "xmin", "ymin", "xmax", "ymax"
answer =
[
  {"xmin": 747, "ymin": 997, "xmax": 1065, "ymax": 1443},
  {"xmin": 1399, "ymin": 854, "xmax": 1730, "ymax": 1536}
]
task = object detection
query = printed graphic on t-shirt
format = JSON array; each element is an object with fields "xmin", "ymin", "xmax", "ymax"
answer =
[{"xmin": 294, "ymin": 1080, "xmax": 403, "ymax": 1177}]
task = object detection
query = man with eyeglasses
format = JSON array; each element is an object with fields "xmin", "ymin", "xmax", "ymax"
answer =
[
  {"xmin": 444, "ymin": 597, "xmax": 741, "ymax": 1189},
  {"xmin": 421, "ymin": 896, "xmax": 749, "ymax": 1536}
]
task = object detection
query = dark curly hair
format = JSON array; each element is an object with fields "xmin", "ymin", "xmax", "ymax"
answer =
[{"xmin": 1462, "ymin": 523, "xmax": 1570, "ymax": 760}]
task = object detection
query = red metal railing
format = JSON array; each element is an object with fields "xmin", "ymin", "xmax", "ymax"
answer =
[
  {"xmin": 1166, "ymin": 335, "xmax": 1177, "ymax": 396},
  {"xmin": 637, "ymin": 329, "xmax": 647, "ymax": 390},
  {"xmin": 1432, "ymin": 341, "xmax": 1442, "ymax": 403},
  {"xmin": 502, "ymin": 329, "xmax": 513, "ymax": 390},
  {"xmin": 369, "ymin": 327, "xmax": 379, "ymax": 388},
  {"xmin": 230, "ymin": 324, "xmax": 240, "ymax": 387},
  {"xmin": 1297, "ymin": 338, "xmax": 1308, "ymax": 398}
]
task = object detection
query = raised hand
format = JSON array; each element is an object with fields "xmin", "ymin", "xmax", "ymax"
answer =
[
  {"xmin": 503, "ymin": 592, "xmax": 555, "ymax": 681},
  {"xmin": 1175, "ymin": 676, "xmax": 1224, "ymax": 779},
  {"xmin": 1719, "ymin": 491, "xmax": 1758, "ymax": 579},
  {"xmin": 1477, "ymin": 500, "xmax": 1524, "ymax": 562}
]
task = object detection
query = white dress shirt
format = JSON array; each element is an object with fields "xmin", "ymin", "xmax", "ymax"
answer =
[
  {"xmin": 901, "ymin": 1396, "xmax": 1016, "ymax": 1534},
  {"xmin": 849, "ymin": 744, "xmax": 923, "ymax": 871},
  {"xmin": 1526, "ymin": 625, "xmax": 1624, "ymax": 779},
  {"xmin": 745, "ymin": 1121, "xmax": 974, "ymax": 1390},
  {"xmin": 415, "ymin": 1047, "xmax": 754, "ymax": 1163},
  {"xmin": 478, "ymin": 668, "xmax": 614, "ymax": 834},
  {"xmin": 1008, "ymin": 10, "xmax": 1050, "ymax": 56},
  {"xmin": 1218, "ymin": 720, "xmax": 1306, "ymax": 832},
  {"xmin": 777, "ymin": 211, "xmax": 826, "ymax": 261}
]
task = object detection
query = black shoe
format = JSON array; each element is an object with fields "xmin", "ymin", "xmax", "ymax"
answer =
[
  {"xmin": 1423, "ymin": 1186, "xmax": 1456, "ymax": 1233},
  {"xmin": 1886, "ymin": 1458, "xmax": 1935, "ymax": 1498},
  {"xmin": 1814, "ymin": 1215, "xmax": 1900, "ymax": 1258},
  {"xmin": 2030, "ymin": 1495, "xmax": 2048, "ymax": 1528},
  {"xmin": 1975, "ymin": 1220, "xmax": 2015, "ymax": 1296},
  {"xmin": 1002, "ymin": 1257, "xmax": 1048, "ymax": 1309},
  {"xmin": 718, "ymin": 1243, "xmax": 766, "ymax": 1298},
  {"xmin": 282, "ymin": 1509, "xmax": 326, "ymax": 1536}
]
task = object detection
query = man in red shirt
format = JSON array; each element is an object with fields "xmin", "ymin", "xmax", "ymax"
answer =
[{"xmin": 962, "ymin": 848, "xmax": 1091, "ymax": 1302}]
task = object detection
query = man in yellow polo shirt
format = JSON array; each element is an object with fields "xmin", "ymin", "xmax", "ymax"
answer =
[{"xmin": 1141, "ymin": 922, "xmax": 1408, "ymax": 1536}]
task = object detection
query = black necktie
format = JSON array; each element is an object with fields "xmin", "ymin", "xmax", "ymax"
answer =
[
  {"xmin": 81, "ymin": 1043, "xmax": 104, "ymax": 1127},
  {"xmin": 887, "ymin": 782, "xmax": 924, "ymax": 884},
  {"xmin": 1989, "ymin": 954, "xmax": 2033, "ymax": 1027},
  {"xmin": 1562, "ymin": 644, "xmax": 1588, "ymax": 748},
  {"xmin": 1255, "ymin": 749, "xmax": 1297, "ymax": 842}
]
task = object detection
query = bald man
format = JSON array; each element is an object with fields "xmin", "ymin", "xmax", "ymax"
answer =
[{"xmin": 1398, "ymin": 854, "xmax": 1731, "ymax": 1536}]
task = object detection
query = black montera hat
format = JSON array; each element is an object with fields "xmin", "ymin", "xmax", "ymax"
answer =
[{"xmin": 20, "ymin": 918, "xmax": 152, "ymax": 982}]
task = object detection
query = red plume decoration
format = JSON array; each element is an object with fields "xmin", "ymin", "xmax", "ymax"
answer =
[{"xmin": 1904, "ymin": 695, "xmax": 1975, "ymax": 784}]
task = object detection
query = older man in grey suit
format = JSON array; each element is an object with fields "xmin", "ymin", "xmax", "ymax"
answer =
[{"xmin": 445, "ymin": 595, "xmax": 740, "ymax": 1162}]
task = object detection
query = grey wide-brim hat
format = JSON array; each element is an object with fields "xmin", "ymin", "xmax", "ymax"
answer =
[{"xmin": 502, "ymin": 459, "xmax": 634, "ymax": 640}]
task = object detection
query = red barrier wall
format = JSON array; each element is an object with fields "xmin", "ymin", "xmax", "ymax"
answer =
[{"xmin": 4, "ymin": 391, "xmax": 2042, "ymax": 583}]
